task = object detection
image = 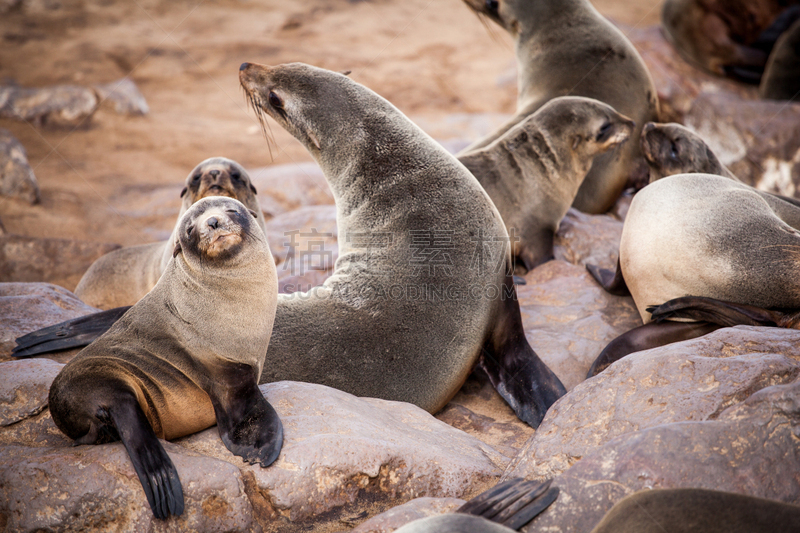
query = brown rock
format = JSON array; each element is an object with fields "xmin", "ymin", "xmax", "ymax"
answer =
[
  {"xmin": 93, "ymin": 77, "xmax": 149, "ymax": 116},
  {"xmin": 0, "ymin": 234, "xmax": 120, "ymax": 292},
  {"xmin": 684, "ymin": 92, "xmax": 800, "ymax": 195},
  {"xmin": 507, "ymin": 327, "xmax": 800, "ymax": 481},
  {"xmin": 0, "ymin": 282, "xmax": 99, "ymax": 360},
  {"xmin": 517, "ymin": 260, "xmax": 641, "ymax": 390},
  {"xmin": 0, "ymin": 358, "xmax": 63, "ymax": 426},
  {"xmin": 520, "ymin": 378, "xmax": 800, "ymax": 532},
  {"xmin": 0, "ymin": 83, "xmax": 99, "ymax": 127},
  {"xmin": 0, "ymin": 127, "xmax": 39, "ymax": 204},
  {"xmin": 553, "ymin": 208, "xmax": 623, "ymax": 272},
  {"xmin": 249, "ymin": 162, "xmax": 334, "ymax": 218},
  {"xmin": 351, "ymin": 497, "xmax": 465, "ymax": 533},
  {"xmin": 176, "ymin": 381, "xmax": 506, "ymax": 524}
]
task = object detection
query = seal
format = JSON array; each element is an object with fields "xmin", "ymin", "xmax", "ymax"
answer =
[
  {"xmin": 48, "ymin": 196, "xmax": 282, "ymax": 520},
  {"xmin": 662, "ymin": 0, "xmax": 800, "ymax": 82},
  {"xmin": 459, "ymin": 96, "xmax": 635, "ymax": 271},
  {"xmin": 587, "ymin": 173, "xmax": 800, "ymax": 375},
  {"xmin": 640, "ymin": 122, "xmax": 738, "ymax": 182},
  {"xmin": 760, "ymin": 17, "xmax": 800, "ymax": 100},
  {"xmin": 240, "ymin": 61, "xmax": 565, "ymax": 426},
  {"xmin": 74, "ymin": 157, "xmax": 266, "ymax": 310},
  {"xmin": 459, "ymin": 0, "xmax": 659, "ymax": 214}
]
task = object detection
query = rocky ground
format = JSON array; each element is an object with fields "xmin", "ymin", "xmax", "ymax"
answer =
[{"xmin": 2, "ymin": 0, "xmax": 800, "ymax": 532}]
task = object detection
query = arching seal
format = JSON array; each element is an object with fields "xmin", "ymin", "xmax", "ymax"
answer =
[
  {"xmin": 48, "ymin": 196, "xmax": 282, "ymax": 519},
  {"xmin": 239, "ymin": 62, "xmax": 565, "ymax": 426},
  {"xmin": 587, "ymin": 173, "xmax": 800, "ymax": 375},
  {"xmin": 74, "ymin": 157, "xmax": 266, "ymax": 310},
  {"xmin": 459, "ymin": 96, "xmax": 635, "ymax": 271},
  {"xmin": 760, "ymin": 17, "xmax": 800, "ymax": 100},
  {"xmin": 662, "ymin": 0, "xmax": 800, "ymax": 82},
  {"xmin": 459, "ymin": 0, "xmax": 659, "ymax": 214}
]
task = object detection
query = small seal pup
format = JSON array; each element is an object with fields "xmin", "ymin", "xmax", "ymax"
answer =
[
  {"xmin": 640, "ymin": 122, "xmax": 738, "ymax": 182},
  {"xmin": 239, "ymin": 62, "xmax": 565, "ymax": 426},
  {"xmin": 586, "ymin": 173, "xmax": 800, "ymax": 375},
  {"xmin": 48, "ymin": 196, "xmax": 282, "ymax": 520},
  {"xmin": 459, "ymin": 0, "xmax": 659, "ymax": 214},
  {"xmin": 760, "ymin": 18, "xmax": 800, "ymax": 100},
  {"xmin": 74, "ymin": 157, "xmax": 266, "ymax": 310},
  {"xmin": 459, "ymin": 96, "xmax": 635, "ymax": 271}
]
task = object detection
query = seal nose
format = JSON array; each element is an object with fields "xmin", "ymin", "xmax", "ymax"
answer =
[
  {"xmin": 209, "ymin": 169, "xmax": 220, "ymax": 178},
  {"xmin": 207, "ymin": 217, "xmax": 219, "ymax": 229},
  {"xmin": 239, "ymin": 62, "xmax": 249, "ymax": 71}
]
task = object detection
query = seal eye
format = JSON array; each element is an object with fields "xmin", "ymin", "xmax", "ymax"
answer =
[
  {"xmin": 486, "ymin": 0, "xmax": 499, "ymax": 13},
  {"xmin": 268, "ymin": 91, "xmax": 283, "ymax": 109},
  {"xmin": 192, "ymin": 173, "xmax": 201, "ymax": 183},
  {"xmin": 186, "ymin": 224, "xmax": 194, "ymax": 237},
  {"xmin": 596, "ymin": 122, "xmax": 613, "ymax": 142},
  {"xmin": 670, "ymin": 141, "xmax": 679, "ymax": 159},
  {"xmin": 230, "ymin": 170, "xmax": 241, "ymax": 181}
]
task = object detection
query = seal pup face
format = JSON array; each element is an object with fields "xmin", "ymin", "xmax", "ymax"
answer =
[
  {"xmin": 640, "ymin": 122, "xmax": 725, "ymax": 181},
  {"xmin": 180, "ymin": 157, "xmax": 258, "ymax": 205},
  {"xmin": 462, "ymin": 0, "xmax": 583, "ymax": 36},
  {"xmin": 174, "ymin": 196, "xmax": 261, "ymax": 263}
]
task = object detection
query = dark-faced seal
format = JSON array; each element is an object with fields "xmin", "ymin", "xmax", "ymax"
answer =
[
  {"xmin": 640, "ymin": 122, "xmax": 738, "ymax": 181},
  {"xmin": 459, "ymin": 96, "xmax": 635, "ymax": 271},
  {"xmin": 239, "ymin": 61, "xmax": 565, "ymax": 426},
  {"xmin": 48, "ymin": 196, "xmax": 282, "ymax": 519},
  {"xmin": 587, "ymin": 172, "xmax": 800, "ymax": 375},
  {"xmin": 662, "ymin": 0, "xmax": 800, "ymax": 82},
  {"xmin": 74, "ymin": 157, "xmax": 266, "ymax": 309},
  {"xmin": 760, "ymin": 17, "xmax": 800, "ymax": 100},
  {"xmin": 459, "ymin": 0, "xmax": 660, "ymax": 214}
]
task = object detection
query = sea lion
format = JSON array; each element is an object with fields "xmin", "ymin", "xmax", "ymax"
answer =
[
  {"xmin": 48, "ymin": 196, "xmax": 282, "ymax": 520},
  {"xmin": 459, "ymin": 96, "xmax": 635, "ymax": 271},
  {"xmin": 587, "ymin": 173, "xmax": 800, "ymax": 375},
  {"xmin": 459, "ymin": 0, "xmax": 659, "ymax": 214},
  {"xmin": 662, "ymin": 0, "xmax": 800, "ymax": 82},
  {"xmin": 74, "ymin": 157, "xmax": 266, "ymax": 310},
  {"xmin": 16, "ymin": 63, "xmax": 567, "ymax": 428},
  {"xmin": 760, "ymin": 17, "xmax": 800, "ymax": 100}
]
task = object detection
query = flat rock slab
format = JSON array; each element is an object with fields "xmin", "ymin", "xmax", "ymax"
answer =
[
  {"xmin": 0, "ymin": 83, "xmax": 99, "ymax": 127},
  {"xmin": 0, "ymin": 358, "xmax": 63, "ymax": 426},
  {"xmin": 351, "ymin": 497, "xmax": 465, "ymax": 533},
  {"xmin": 0, "ymin": 234, "xmax": 120, "ymax": 293},
  {"xmin": 0, "ymin": 127, "xmax": 39, "ymax": 204},
  {"xmin": 519, "ymin": 378, "xmax": 800, "ymax": 533},
  {"xmin": 553, "ymin": 208, "xmax": 623, "ymax": 272},
  {"xmin": 0, "ymin": 282, "xmax": 99, "ymax": 360},
  {"xmin": 518, "ymin": 260, "xmax": 641, "ymax": 390},
  {"xmin": 507, "ymin": 326, "xmax": 800, "ymax": 480},
  {"xmin": 94, "ymin": 77, "xmax": 149, "ymax": 116}
]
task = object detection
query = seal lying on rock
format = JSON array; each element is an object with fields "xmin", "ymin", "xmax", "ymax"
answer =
[
  {"xmin": 586, "ymin": 173, "xmax": 800, "ymax": 376},
  {"xmin": 459, "ymin": 96, "xmax": 635, "ymax": 271},
  {"xmin": 74, "ymin": 157, "xmax": 266, "ymax": 309},
  {"xmin": 48, "ymin": 197, "xmax": 282, "ymax": 520},
  {"xmin": 459, "ymin": 0, "xmax": 659, "ymax": 214},
  {"xmin": 18, "ymin": 63, "xmax": 566, "ymax": 428}
]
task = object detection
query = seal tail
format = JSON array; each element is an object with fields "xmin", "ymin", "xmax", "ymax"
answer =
[
  {"xmin": 456, "ymin": 478, "xmax": 558, "ymax": 530},
  {"xmin": 647, "ymin": 296, "xmax": 800, "ymax": 328},
  {"xmin": 12, "ymin": 306, "xmax": 130, "ymax": 357},
  {"xmin": 479, "ymin": 275, "xmax": 566, "ymax": 428}
]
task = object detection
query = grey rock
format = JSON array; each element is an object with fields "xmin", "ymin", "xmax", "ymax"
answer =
[
  {"xmin": 0, "ymin": 84, "xmax": 99, "ymax": 127},
  {"xmin": 520, "ymin": 377, "xmax": 800, "ymax": 532},
  {"xmin": 0, "ymin": 234, "xmax": 120, "ymax": 293},
  {"xmin": 507, "ymin": 326, "xmax": 800, "ymax": 481},
  {"xmin": 176, "ymin": 381, "xmax": 506, "ymax": 524},
  {"xmin": 517, "ymin": 260, "xmax": 641, "ymax": 390},
  {"xmin": 351, "ymin": 497, "xmax": 465, "ymax": 533},
  {"xmin": 0, "ymin": 358, "xmax": 63, "ymax": 426},
  {"xmin": 94, "ymin": 77, "xmax": 149, "ymax": 116},
  {"xmin": 0, "ymin": 282, "xmax": 99, "ymax": 360},
  {"xmin": 0, "ymin": 128, "xmax": 39, "ymax": 204}
]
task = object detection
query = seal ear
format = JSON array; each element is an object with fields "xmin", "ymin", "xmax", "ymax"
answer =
[
  {"xmin": 173, "ymin": 242, "xmax": 182, "ymax": 258},
  {"xmin": 248, "ymin": 209, "xmax": 258, "ymax": 219},
  {"xmin": 308, "ymin": 130, "xmax": 321, "ymax": 150},
  {"xmin": 340, "ymin": 70, "xmax": 352, "ymax": 76},
  {"xmin": 180, "ymin": 187, "xmax": 187, "ymax": 198},
  {"xmin": 572, "ymin": 136, "xmax": 581, "ymax": 149},
  {"xmin": 250, "ymin": 184, "xmax": 258, "ymax": 194}
]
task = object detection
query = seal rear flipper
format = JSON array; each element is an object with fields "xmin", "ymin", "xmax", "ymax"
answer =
[
  {"xmin": 207, "ymin": 363, "xmax": 283, "ymax": 467},
  {"xmin": 456, "ymin": 478, "xmax": 558, "ymax": 530},
  {"xmin": 586, "ymin": 258, "xmax": 630, "ymax": 296},
  {"xmin": 647, "ymin": 296, "xmax": 797, "ymax": 327},
  {"xmin": 12, "ymin": 306, "xmax": 130, "ymax": 357},
  {"xmin": 480, "ymin": 278, "xmax": 566, "ymax": 428},
  {"xmin": 109, "ymin": 398, "xmax": 184, "ymax": 520},
  {"xmin": 587, "ymin": 320, "xmax": 723, "ymax": 377}
]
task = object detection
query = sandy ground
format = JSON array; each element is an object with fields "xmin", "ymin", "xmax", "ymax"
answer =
[{"xmin": 0, "ymin": 0, "xmax": 663, "ymax": 257}]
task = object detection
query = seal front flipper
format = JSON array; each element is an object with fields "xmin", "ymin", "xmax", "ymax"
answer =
[
  {"xmin": 112, "ymin": 399, "xmax": 184, "ymax": 520},
  {"xmin": 586, "ymin": 258, "xmax": 629, "ymax": 296},
  {"xmin": 480, "ymin": 276, "xmax": 566, "ymax": 428},
  {"xmin": 587, "ymin": 320, "xmax": 723, "ymax": 377},
  {"xmin": 457, "ymin": 478, "xmax": 558, "ymax": 530},
  {"xmin": 648, "ymin": 296, "xmax": 800, "ymax": 328},
  {"xmin": 206, "ymin": 362, "xmax": 283, "ymax": 467},
  {"xmin": 12, "ymin": 306, "xmax": 130, "ymax": 357}
]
